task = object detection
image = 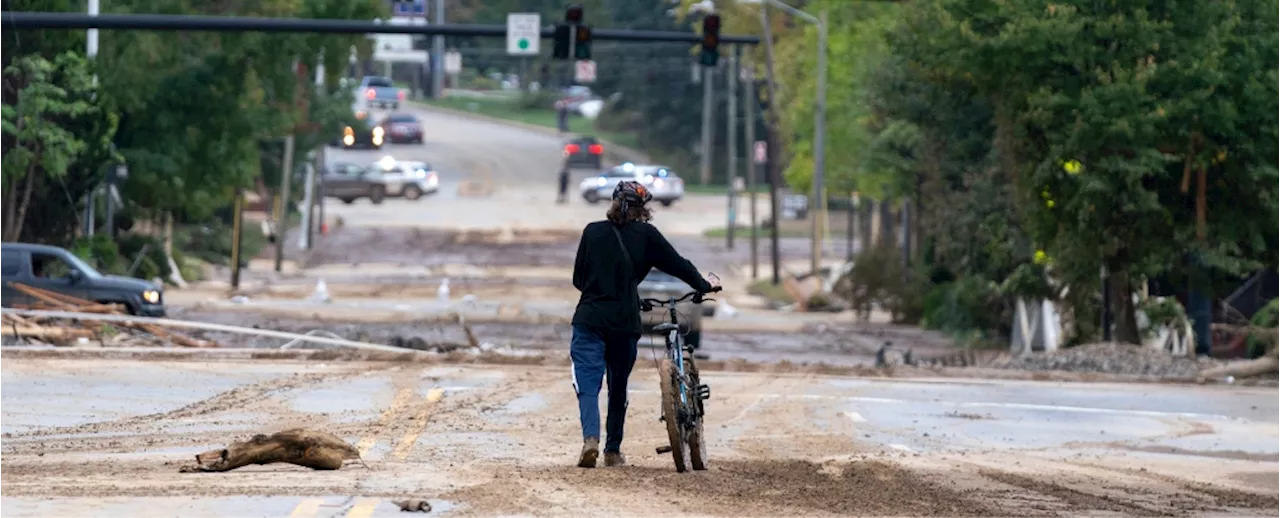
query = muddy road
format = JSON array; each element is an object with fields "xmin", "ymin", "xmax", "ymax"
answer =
[
  {"xmin": 279, "ymin": 226, "xmax": 826, "ymax": 275},
  {"xmin": 172, "ymin": 310, "xmax": 960, "ymax": 369},
  {"xmin": 2, "ymin": 357, "xmax": 1276, "ymax": 517}
]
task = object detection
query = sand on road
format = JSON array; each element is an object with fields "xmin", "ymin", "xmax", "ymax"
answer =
[{"xmin": 2, "ymin": 357, "xmax": 1276, "ymax": 517}]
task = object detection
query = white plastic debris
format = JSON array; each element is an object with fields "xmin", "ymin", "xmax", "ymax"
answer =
[
  {"xmin": 310, "ymin": 279, "xmax": 331, "ymax": 303},
  {"xmin": 437, "ymin": 278, "xmax": 451, "ymax": 302},
  {"xmin": 714, "ymin": 301, "xmax": 739, "ymax": 320},
  {"xmin": 230, "ymin": 295, "xmax": 251, "ymax": 304}
]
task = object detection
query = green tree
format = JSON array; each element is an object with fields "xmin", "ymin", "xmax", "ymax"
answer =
[
  {"xmin": 1, "ymin": 52, "xmax": 118, "ymax": 242},
  {"xmin": 871, "ymin": 0, "xmax": 1278, "ymax": 344}
]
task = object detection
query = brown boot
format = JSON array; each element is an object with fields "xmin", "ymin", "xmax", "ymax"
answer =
[
  {"xmin": 604, "ymin": 450, "xmax": 627, "ymax": 467},
  {"xmin": 577, "ymin": 438, "xmax": 599, "ymax": 468}
]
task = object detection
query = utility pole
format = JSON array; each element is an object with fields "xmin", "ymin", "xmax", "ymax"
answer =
[
  {"xmin": 83, "ymin": 0, "xmax": 100, "ymax": 238},
  {"xmin": 431, "ymin": 0, "xmax": 444, "ymax": 98},
  {"xmin": 298, "ymin": 159, "xmax": 315, "ymax": 250},
  {"xmin": 725, "ymin": 46, "xmax": 739, "ymax": 249},
  {"xmin": 810, "ymin": 9, "xmax": 829, "ymax": 276},
  {"xmin": 230, "ymin": 190, "xmax": 244, "ymax": 289},
  {"xmin": 86, "ymin": 0, "xmax": 98, "ymax": 79},
  {"xmin": 274, "ymin": 134, "xmax": 294, "ymax": 273},
  {"xmin": 759, "ymin": 4, "xmax": 782, "ymax": 285},
  {"xmin": 743, "ymin": 56, "xmax": 760, "ymax": 279},
  {"xmin": 699, "ymin": 64, "xmax": 715, "ymax": 186}
]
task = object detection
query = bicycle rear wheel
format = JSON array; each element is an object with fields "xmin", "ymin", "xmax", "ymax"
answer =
[
  {"xmin": 686, "ymin": 357, "xmax": 709, "ymax": 471},
  {"xmin": 658, "ymin": 358, "xmax": 692, "ymax": 473}
]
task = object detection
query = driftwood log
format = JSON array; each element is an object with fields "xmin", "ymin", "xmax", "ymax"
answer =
[{"xmin": 180, "ymin": 429, "xmax": 365, "ymax": 473}]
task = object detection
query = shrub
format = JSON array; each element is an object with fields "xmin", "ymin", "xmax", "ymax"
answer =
[
  {"xmin": 835, "ymin": 245, "xmax": 927, "ymax": 323},
  {"xmin": 71, "ymin": 234, "xmax": 123, "ymax": 274},
  {"xmin": 517, "ymin": 90, "xmax": 559, "ymax": 111},
  {"xmin": 1247, "ymin": 298, "xmax": 1278, "ymax": 358},
  {"xmin": 922, "ymin": 275, "xmax": 1008, "ymax": 340},
  {"xmin": 115, "ymin": 233, "xmax": 172, "ymax": 282}
]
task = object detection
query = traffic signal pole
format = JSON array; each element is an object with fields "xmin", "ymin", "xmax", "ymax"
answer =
[{"xmin": 2, "ymin": 12, "xmax": 761, "ymax": 45}]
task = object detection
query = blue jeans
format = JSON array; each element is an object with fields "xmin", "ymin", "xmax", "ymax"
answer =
[{"xmin": 570, "ymin": 324, "xmax": 639, "ymax": 452}]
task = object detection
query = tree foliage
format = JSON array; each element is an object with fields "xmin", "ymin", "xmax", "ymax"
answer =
[
  {"xmin": 3, "ymin": 0, "xmax": 385, "ymax": 246},
  {"xmin": 1, "ymin": 52, "xmax": 118, "ymax": 243},
  {"xmin": 853, "ymin": 0, "xmax": 1277, "ymax": 344}
]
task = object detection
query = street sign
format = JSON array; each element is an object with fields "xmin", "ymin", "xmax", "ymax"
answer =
[
  {"xmin": 575, "ymin": 60, "xmax": 597, "ymax": 83},
  {"xmin": 444, "ymin": 51, "xmax": 462, "ymax": 74},
  {"xmin": 392, "ymin": 0, "xmax": 426, "ymax": 17},
  {"xmin": 506, "ymin": 13, "xmax": 541, "ymax": 55},
  {"xmin": 753, "ymin": 140, "xmax": 767, "ymax": 164}
]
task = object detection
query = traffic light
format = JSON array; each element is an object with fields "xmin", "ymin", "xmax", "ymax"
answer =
[
  {"xmin": 552, "ymin": 23, "xmax": 571, "ymax": 59},
  {"xmin": 554, "ymin": 4, "xmax": 587, "ymax": 61},
  {"xmin": 700, "ymin": 14, "xmax": 721, "ymax": 67},
  {"xmin": 574, "ymin": 25, "xmax": 593, "ymax": 60},
  {"xmin": 565, "ymin": 4, "xmax": 584, "ymax": 24}
]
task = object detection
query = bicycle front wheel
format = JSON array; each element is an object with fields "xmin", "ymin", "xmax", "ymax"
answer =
[
  {"xmin": 686, "ymin": 357, "xmax": 709, "ymax": 471},
  {"xmin": 658, "ymin": 357, "xmax": 692, "ymax": 473}
]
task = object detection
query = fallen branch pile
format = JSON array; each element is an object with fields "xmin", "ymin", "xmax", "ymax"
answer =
[
  {"xmin": 1198, "ymin": 322, "xmax": 1280, "ymax": 378},
  {"xmin": 2, "ymin": 283, "xmax": 216, "ymax": 348}
]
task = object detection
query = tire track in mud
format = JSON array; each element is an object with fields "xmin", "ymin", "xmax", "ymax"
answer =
[
  {"xmin": 1, "ymin": 365, "xmax": 390, "ymax": 453},
  {"xmin": 1058, "ymin": 459, "xmax": 1280, "ymax": 511},
  {"xmin": 979, "ymin": 469, "xmax": 1174, "ymax": 517}
]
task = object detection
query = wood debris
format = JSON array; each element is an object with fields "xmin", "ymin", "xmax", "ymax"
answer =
[
  {"xmin": 2, "ymin": 282, "xmax": 217, "ymax": 348},
  {"xmin": 178, "ymin": 429, "xmax": 365, "ymax": 473}
]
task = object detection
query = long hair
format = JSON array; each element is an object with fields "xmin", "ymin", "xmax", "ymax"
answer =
[{"xmin": 606, "ymin": 199, "xmax": 652, "ymax": 225}]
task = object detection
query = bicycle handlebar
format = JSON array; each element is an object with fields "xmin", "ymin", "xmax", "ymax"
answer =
[{"xmin": 641, "ymin": 286, "xmax": 722, "ymax": 309}]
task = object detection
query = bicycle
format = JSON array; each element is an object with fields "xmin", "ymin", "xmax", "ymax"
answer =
[{"xmin": 642, "ymin": 286, "xmax": 721, "ymax": 473}]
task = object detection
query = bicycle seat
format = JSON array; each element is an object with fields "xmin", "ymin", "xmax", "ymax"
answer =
[{"xmin": 652, "ymin": 322, "xmax": 680, "ymax": 332}]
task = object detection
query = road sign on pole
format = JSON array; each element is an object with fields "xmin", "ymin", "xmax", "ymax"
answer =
[
  {"xmin": 574, "ymin": 59, "xmax": 596, "ymax": 83},
  {"xmin": 506, "ymin": 13, "xmax": 540, "ymax": 55},
  {"xmin": 444, "ymin": 50, "xmax": 462, "ymax": 74},
  {"xmin": 753, "ymin": 140, "xmax": 767, "ymax": 164}
]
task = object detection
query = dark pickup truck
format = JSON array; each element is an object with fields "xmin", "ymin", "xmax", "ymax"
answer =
[{"xmin": 1, "ymin": 243, "xmax": 166, "ymax": 317}]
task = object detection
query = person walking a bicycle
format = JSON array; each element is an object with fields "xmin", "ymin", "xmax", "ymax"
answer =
[{"xmin": 569, "ymin": 181, "xmax": 720, "ymax": 468}]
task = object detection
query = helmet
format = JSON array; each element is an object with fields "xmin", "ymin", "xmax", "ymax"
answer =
[{"xmin": 612, "ymin": 181, "xmax": 652, "ymax": 205}]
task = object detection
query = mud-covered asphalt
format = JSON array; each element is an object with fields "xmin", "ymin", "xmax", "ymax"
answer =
[
  {"xmin": 172, "ymin": 309, "xmax": 960, "ymax": 369},
  {"xmin": 2, "ymin": 358, "xmax": 1276, "ymax": 517},
  {"xmin": 282, "ymin": 226, "xmax": 823, "ymax": 274}
]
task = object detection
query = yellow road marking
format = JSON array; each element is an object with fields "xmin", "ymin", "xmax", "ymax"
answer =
[
  {"xmin": 345, "ymin": 498, "xmax": 380, "ymax": 518},
  {"xmin": 388, "ymin": 387, "xmax": 445, "ymax": 461},
  {"xmin": 355, "ymin": 388, "xmax": 416, "ymax": 457},
  {"xmin": 288, "ymin": 498, "xmax": 324, "ymax": 518}
]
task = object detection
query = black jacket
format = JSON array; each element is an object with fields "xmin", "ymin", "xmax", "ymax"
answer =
[{"xmin": 571, "ymin": 220, "xmax": 712, "ymax": 334}]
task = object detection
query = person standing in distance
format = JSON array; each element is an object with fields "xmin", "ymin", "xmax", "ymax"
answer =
[
  {"xmin": 568, "ymin": 181, "xmax": 720, "ymax": 468},
  {"xmin": 557, "ymin": 166, "xmax": 571, "ymax": 204}
]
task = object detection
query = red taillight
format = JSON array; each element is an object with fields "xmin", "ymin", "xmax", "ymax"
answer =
[
  {"xmin": 397, "ymin": 90, "xmax": 406, "ymax": 100},
  {"xmin": 565, "ymin": 144, "xmax": 581, "ymax": 154},
  {"xmin": 588, "ymin": 144, "xmax": 603, "ymax": 155},
  {"xmin": 428, "ymin": 172, "xmax": 438, "ymax": 182},
  {"xmin": 365, "ymin": 88, "xmax": 376, "ymax": 100}
]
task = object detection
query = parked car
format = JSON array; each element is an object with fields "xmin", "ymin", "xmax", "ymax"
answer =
[
  {"xmin": 342, "ymin": 112, "xmax": 384, "ymax": 150},
  {"xmin": 579, "ymin": 163, "xmax": 686, "ymax": 206},
  {"xmin": 563, "ymin": 136, "xmax": 604, "ymax": 170},
  {"xmin": 378, "ymin": 112, "xmax": 424, "ymax": 144},
  {"xmin": 638, "ymin": 270, "xmax": 703, "ymax": 349},
  {"xmin": 0, "ymin": 243, "xmax": 166, "ymax": 317},
  {"xmin": 323, "ymin": 157, "xmax": 438, "ymax": 204},
  {"xmin": 358, "ymin": 75, "xmax": 405, "ymax": 110}
]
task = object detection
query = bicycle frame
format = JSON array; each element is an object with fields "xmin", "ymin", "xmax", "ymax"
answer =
[{"xmin": 662, "ymin": 298, "xmax": 691, "ymax": 411}]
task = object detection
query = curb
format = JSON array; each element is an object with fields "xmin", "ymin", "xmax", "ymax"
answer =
[{"xmin": 411, "ymin": 100, "xmax": 651, "ymax": 166}]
